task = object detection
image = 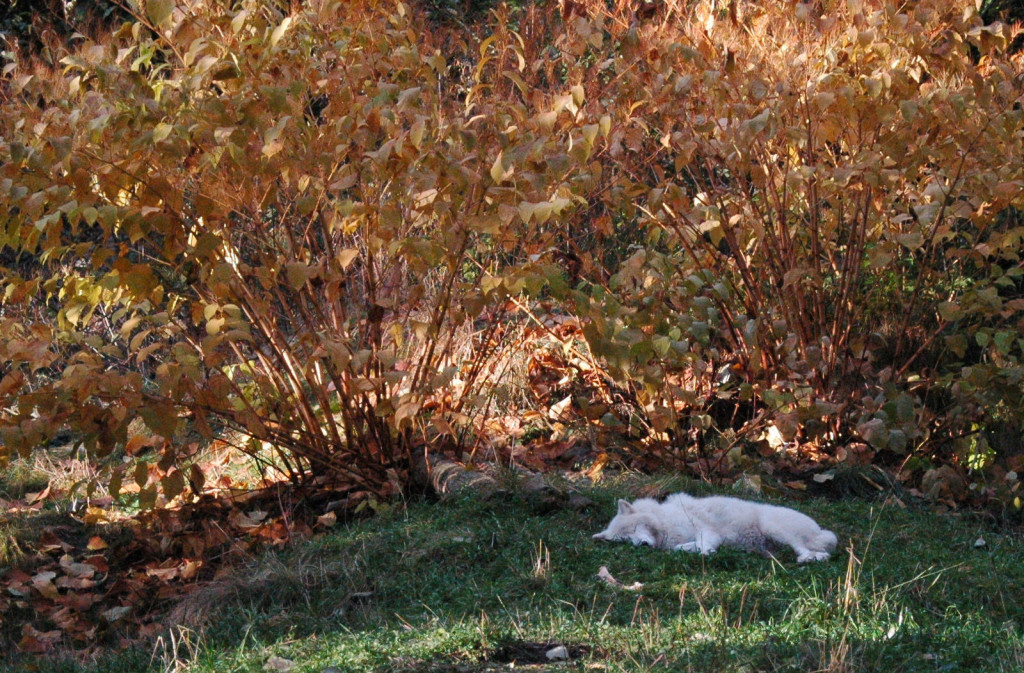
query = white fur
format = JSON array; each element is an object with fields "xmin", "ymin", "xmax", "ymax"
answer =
[{"xmin": 592, "ymin": 493, "xmax": 837, "ymax": 563}]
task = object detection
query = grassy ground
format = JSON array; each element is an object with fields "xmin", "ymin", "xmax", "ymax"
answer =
[
  {"xmin": 0, "ymin": 460, "xmax": 55, "ymax": 568},
  {"xmin": 6, "ymin": 474, "xmax": 1024, "ymax": 673}
]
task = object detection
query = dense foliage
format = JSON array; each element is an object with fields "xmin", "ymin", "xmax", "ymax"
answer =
[{"xmin": 1, "ymin": 0, "xmax": 1023, "ymax": 507}]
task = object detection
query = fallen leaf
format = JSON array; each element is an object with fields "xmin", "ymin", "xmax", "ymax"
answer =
[
  {"xmin": 265, "ymin": 655, "xmax": 295, "ymax": 671},
  {"xmin": 146, "ymin": 563, "xmax": 181, "ymax": 581},
  {"xmin": 6, "ymin": 584, "xmax": 30, "ymax": 597},
  {"xmin": 32, "ymin": 571, "xmax": 60, "ymax": 599},
  {"xmin": 231, "ymin": 509, "xmax": 269, "ymax": 528},
  {"xmin": 56, "ymin": 575, "xmax": 96, "ymax": 590},
  {"xmin": 548, "ymin": 395, "xmax": 573, "ymax": 421},
  {"xmin": 102, "ymin": 605, "xmax": 131, "ymax": 623},
  {"xmin": 89, "ymin": 495, "xmax": 115, "ymax": 508},
  {"xmin": 62, "ymin": 592, "xmax": 99, "ymax": 611},
  {"xmin": 7, "ymin": 568, "xmax": 33, "ymax": 584},
  {"xmin": 86, "ymin": 536, "xmax": 109, "ymax": 551},
  {"xmin": 83, "ymin": 555, "xmax": 110, "ymax": 573},
  {"xmin": 60, "ymin": 555, "xmax": 97, "ymax": 579},
  {"xmin": 179, "ymin": 559, "xmax": 203, "ymax": 580},
  {"xmin": 81, "ymin": 506, "xmax": 111, "ymax": 524},
  {"xmin": 49, "ymin": 606, "xmax": 79, "ymax": 630},
  {"xmin": 19, "ymin": 624, "xmax": 61, "ymax": 653},
  {"xmin": 38, "ymin": 530, "xmax": 70, "ymax": 553},
  {"xmin": 24, "ymin": 484, "xmax": 52, "ymax": 505}
]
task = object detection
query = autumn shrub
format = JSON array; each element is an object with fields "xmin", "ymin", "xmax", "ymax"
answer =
[
  {"xmin": 1, "ymin": 0, "xmax": 1022, "ymax": 506},
  {"xmin": 561, "ymin": 0, "xmax": 1024, "ymax": 475},
  {"xmin": 0, "ymin": 0, "xmax": 593, "ymax": 503}
]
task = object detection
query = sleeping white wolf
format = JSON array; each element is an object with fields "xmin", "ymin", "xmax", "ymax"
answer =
[{"xmin": 593, "ymin": 493, "xmax": 837, "ymax": 563}]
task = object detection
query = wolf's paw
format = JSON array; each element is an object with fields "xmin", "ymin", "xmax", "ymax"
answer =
[
  {"xmin": 796, "ymin": 550, "xmax": 830, "ymax": 563},
  {"xmin": 674, "ymin": 542, "xmax": 700, "ymax": 553}
]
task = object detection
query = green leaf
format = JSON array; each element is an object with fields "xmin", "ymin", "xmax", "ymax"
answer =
[
  {"xmin": 994, "ymin": 331, "xmax": 1014, "ymax": 355},
  {"xmin": 653, "ymin": 335, "xmax": 671, "ymax": 357},
  {"xmin": 857, "ymin": 418, "xmax": 888, "ymax": 449},
  {"xmin": 895, "ymin": 231, "xmax": 923, "ymax": 251},
  {"xmin": 937, "ymin": 301, "xmax": 962, "ymax": 322}
]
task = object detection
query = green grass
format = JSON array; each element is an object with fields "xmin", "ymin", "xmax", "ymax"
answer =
[
  {"xmin": 1, "ymin": 459, "xmax": 55, "ymax": 566},
  {"xmin": 5, "ymin": 475, "xmax": 1024, "ymax": 672}
]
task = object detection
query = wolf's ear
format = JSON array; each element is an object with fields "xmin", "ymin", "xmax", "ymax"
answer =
[{"xmin": 617, "ymin": 499, "xmax": 634, "ymax": 515}]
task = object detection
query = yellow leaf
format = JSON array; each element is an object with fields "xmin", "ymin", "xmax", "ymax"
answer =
[
  {"xmin": 231, "ymin": 9, "xmax": 248, "ymax": 33},
  {"xmin": 479, "ymin": 35, "xmax": 497, "ymax": 59},
  {"xmin": 518, "ymin": 201, "xmax": 535, "ymax": 223},
  {"xmin": 481, "ymin": 274, "xmax": 504, "ymax": 295},
  {"xmin": 87, "ymin": 536, "xmax": 109, "ymax": 551},
  {"xmin": 206, "ymin": 316, "xmax": 225, "ymax": 335},
  {"xmin": 269, "ymin": 17, "xmax": 292, "ymax": 49},
  {"xmin": 337, "ymin": 249, "xmax": 359, "ymax": 270},
  {"xmin": 571, "ymin": 84, "xmax": 585, "ymax": 108},
  {"xmin": 537, "ymin": 110, "xmax": 557, "ymax": 131},
  {"xmin": 147, "ymin": 0, "xmax": 175, "ymax": 29},
  {"xmin": 214, "ymin": 126, "xmax": 235, "ymax": 143},
  {"xmin": 410, "ymin": 120, "xmax": 425, "ymax": 149},
  {"xmin": 533, "ymin": 201, "xmax": 553, "ymax": 224},
  {"xmin": 394, "ymin": 399, "xmax": 422, "ymax": 428},
  {"xmin": 490, "ymin": 151, "xmax": 512, "ymax": 184}
]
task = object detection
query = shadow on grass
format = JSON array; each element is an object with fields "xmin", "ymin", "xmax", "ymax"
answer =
[{"xmin": 6, "ymin": 479, "xmax": 1024, "ymax": 672}]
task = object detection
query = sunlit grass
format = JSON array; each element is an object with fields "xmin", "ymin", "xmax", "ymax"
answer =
[{"xmin": 1, "ymin": 459, "xmax": 63, "ymax": 567}]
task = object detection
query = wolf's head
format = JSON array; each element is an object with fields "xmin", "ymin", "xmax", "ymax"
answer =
[
  {"xmin": 818, "ymin": 529, "xmax": 838, "ymax": 553},
  {"xmin": 592, "ymin": 499, "xmax": 664, "ymax": 548}
]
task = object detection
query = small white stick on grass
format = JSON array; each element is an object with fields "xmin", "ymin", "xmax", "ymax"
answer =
[{"xmin": 597, "ymin": 565, "xmax": 643, "ymax": 591}]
